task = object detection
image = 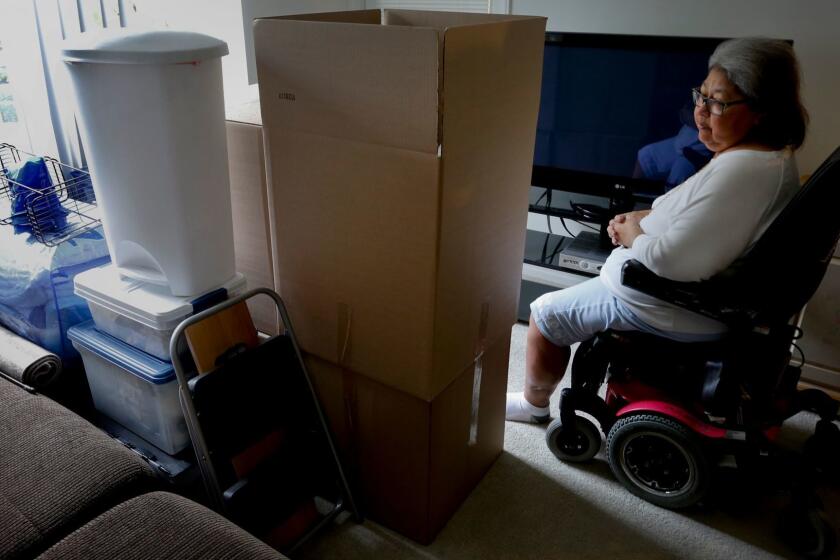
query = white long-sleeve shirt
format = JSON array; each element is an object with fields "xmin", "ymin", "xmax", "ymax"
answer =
[{"xmin": 600, "ymin": 149, "xmax": 800, "ymax": 334}]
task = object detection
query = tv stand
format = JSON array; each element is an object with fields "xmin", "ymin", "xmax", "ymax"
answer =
[{"xmin": 518, "ymin": 185, "xmax": 650, "ymax": 322}]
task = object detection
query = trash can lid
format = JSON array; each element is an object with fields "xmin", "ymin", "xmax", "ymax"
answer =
[{"xmin": 63, "ymin": 30, "xmax": 229, "ymax": 64}]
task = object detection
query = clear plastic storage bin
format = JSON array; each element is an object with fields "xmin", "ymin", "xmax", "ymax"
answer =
[
  {"xmin": 74, "ymin": 264, "xmax": 246, "ymax": 361},
  {"xmin": 68, "ymin": 320, "xmax": 189, "ymax": 454}
]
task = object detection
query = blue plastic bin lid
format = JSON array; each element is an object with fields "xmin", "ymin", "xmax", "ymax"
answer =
[{"xmin": 67, "ymin": 321, "xmax": 175, "ymax": 384}]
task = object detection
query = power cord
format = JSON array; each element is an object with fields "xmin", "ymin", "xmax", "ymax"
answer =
[
  {"xmin": 538, "ymin": 189, "xmax": 604, "ymax": 238},
  {"xmin": 790, "ymin": 326, "xmax": 806, "ymax": 368},
  {"xmin": 790, "ymin": 342, "xmax": 806, "ymax": 368},
  {"xmin": 544, "ymin": 188, "xmax": 553, "ymax": 234},
  {"xmin": 538, "ymin": 226, "xmax": 564, "ymax": 263},
  {"xmin": 569, "ymin": 218, "xmax": 600, "ymax": 232},
  {"xmin": 569, "ymin": 199, "xmax": 605, "ymax": 233}
]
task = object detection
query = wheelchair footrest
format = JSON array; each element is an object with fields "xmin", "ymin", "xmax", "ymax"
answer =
[{"xmin": 559, "ymin": 387, "xmax": 612, "ymax": 431}]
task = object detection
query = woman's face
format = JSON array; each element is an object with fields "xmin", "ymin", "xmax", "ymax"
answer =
[{"xmin": 695, "ymin": 67, "xmax": 761, "ymax": 154}]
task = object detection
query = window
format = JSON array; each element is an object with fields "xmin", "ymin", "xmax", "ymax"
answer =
[
  {"xmin": 0, "ymin": 40, "xmax": 21, "ymax": 127},
  {"xmin": 0, "ymin": 32, "xmax": 35, "ymax": 150}
]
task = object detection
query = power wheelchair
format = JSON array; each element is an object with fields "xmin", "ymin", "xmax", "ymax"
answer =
[{"xmin": 545, "ymin": 147, "xmax": 840, "ymax": 557}]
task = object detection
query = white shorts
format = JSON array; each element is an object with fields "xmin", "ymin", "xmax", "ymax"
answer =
[{"xmin": 530, "ymin": 277, "xmax": 722, "ymax": 347}]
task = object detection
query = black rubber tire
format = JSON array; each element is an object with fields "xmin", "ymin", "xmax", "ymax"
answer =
[
  {"xmin": 606, "ymin": 413, "xmax": 709, "ymax": 509},
  {"xmin": 546, "ymin": 415, "xmax": 601, "ymax": 463}
]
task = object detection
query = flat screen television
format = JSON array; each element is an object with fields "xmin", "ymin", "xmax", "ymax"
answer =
[{"xmin": 532, "ymin": 32, "xmax": 729, "ymax": 201}]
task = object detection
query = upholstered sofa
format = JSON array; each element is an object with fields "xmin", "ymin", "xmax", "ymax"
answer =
[{"xmin": 0, "ymin": 378, "xmax": 285, "ymax": 560}]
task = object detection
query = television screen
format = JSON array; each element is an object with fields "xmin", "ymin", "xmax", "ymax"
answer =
[{"xmin": 533, "ymin": 33, "xmax": 727, "ymax": 198}]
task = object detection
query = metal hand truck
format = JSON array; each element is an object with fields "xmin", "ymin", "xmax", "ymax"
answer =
[{"xmin": 169, "ymin": 287, "xmax": 360, "ymax": 553}]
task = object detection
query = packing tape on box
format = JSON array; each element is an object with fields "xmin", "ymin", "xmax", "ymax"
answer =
[
  {"xmin": 338, "ymin": 364, "xmax": 363, "ymax": 492},
  {"xmin": 468, "ymin": 356, "xmax": 483, "ymax": 446},
  {"xmin": 337, "ymin": 302, "xmax": 352, "ymax": 366},
  {"xmin": 0, "ymin": 325, "xmax": 62, "ymax": 390},
  {"xmin": 469, "ymin": 302, "xmax": 490, "ymax": 446},
  {"xmin": 336, "ymin": 302, "xmax": 361, "ymax": 473},
  {"xmin": 340, "ymin": 365, "xmax": 359, "ymax": 443}
]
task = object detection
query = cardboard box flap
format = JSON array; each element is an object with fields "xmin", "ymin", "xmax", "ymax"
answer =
[
  {"xmin": 225, "ymin": 120, "xmax": 277, "ymax": 334},
  {"xmin": 256, "ymin": 10, "xmax": 547, "ymax": 400},
  {"xmin": 254, "ymin": 17, "xmax": 440, "ymax": 153},
  {"xmin": 431, "ymin": 17, "xmax": 547, "ymax": 374},
  {"xmin": 267, "ymin": 130, "xmax": 442, "ymax": 396},
  {"xmin": 383, "ymin": 9, "xmax": 541, "ymax": 30}
]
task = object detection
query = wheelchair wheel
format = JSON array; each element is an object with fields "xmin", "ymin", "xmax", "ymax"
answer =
[
  {"xmin": 546, "ymin": 415, "xmax": 601, "ymax": 463},
  {"xmin": 607, "ymin": 413, "xmax": 709, "ymax": 509}
]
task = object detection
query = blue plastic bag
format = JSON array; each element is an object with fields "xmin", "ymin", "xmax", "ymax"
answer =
[
  {"xmin": 5, "ymin": 157, "xmax": 68, "ymax": 233},
  {"xmin": 0, "ymin": 225, "xmax": 110, "ymax": 359}
]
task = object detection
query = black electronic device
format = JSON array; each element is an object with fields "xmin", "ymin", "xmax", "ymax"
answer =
[
  {"xmin": 557, "ymin": 231, "xmax": 611, "ymax": 275},
  {"xmin": 523, "ymin": 229, "xmax": 609, "ymax": 277},
  {"xmin": 531, "ymin": 32, "xmax": 727, "ymax": 201}
]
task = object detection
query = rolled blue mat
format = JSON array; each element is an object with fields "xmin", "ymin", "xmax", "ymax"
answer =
[{"xmin": 0, "ymin": 325, "xmax": 62, "ymax": 389}]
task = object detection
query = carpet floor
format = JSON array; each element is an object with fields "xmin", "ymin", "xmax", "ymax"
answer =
[{"xmin": 297, "ymin": 323, "xmax": 839, "ymax": 559}]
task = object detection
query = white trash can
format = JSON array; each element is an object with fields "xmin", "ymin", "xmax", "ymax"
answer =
[{"xmin": 63, "ymin": 30, "xmax": 236, "ymax": 296}]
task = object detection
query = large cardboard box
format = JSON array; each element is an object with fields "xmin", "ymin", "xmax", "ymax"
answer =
[
  {"xmin": 225, "ymin": 94, "xmax": 278, "ymax": 335},
  {"xmin": 255, "ymin": 10, "xmax": 546, "ymax": 400},
  {"xmin": 306, "ymin": 332, "xmax": 510, "ymax": 544}
]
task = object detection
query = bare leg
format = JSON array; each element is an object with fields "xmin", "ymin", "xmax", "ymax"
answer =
[
  {"xmin": 524, "ymin": 315, "xmax": 571, "ymax": 408},
  {"xmin": 507, "ymin": 316, "xmax": 572, "ymax": 423}
]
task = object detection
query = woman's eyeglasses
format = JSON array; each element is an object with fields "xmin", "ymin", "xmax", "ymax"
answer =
[{"xmin": 691, "ymin": 88, "xmax": 749, "ymax": 116}]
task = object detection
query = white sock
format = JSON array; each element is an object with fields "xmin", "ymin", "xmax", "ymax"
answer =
[{"xmin": 505, "ymin": 392, "xmax": 550, "ymax": 423}]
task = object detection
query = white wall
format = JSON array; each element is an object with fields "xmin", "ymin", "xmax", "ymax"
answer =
[
  {"xmin": 241, "ymin": 0, "xmax": 364, "ymax": 86},
  {"xmin": 155, "ymin": 0, "xmax": 838, "ymax": 172},
  {"xmin": 120, "ymin": 0, "xmax": 249, "ymax": 105},
  {"xmin": 510, "ymin": 0, "xmax": 840, "ymax": 174}
]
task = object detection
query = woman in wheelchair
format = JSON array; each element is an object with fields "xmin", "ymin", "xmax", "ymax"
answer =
[
  {"xmin": 507, "ymin": 36, "xmax": 808, "ymax": 424},
  {"xmin": 507, "ymin": 36, "xmax": 840, "ymax": 556}
]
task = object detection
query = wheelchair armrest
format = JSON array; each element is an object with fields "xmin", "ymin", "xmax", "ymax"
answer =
[{"xmin": 620, "ymin": 259, "xmax": 757, "ymax": 328}]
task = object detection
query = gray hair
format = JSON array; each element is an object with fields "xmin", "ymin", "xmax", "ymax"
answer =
[{"xmin": 709, "ymin": 37, "xmax": 808, "ymax": 149}]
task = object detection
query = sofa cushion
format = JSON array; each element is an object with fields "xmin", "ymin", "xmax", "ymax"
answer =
[
  {"xmin": 36, "ymin": 491, "xmax": 286, "ymax": 560},
  {"xmin": 0, "ymin": 379, "xmax": 157, "ymax": 559}
]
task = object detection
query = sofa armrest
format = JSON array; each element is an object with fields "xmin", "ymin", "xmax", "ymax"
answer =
[
  {"xmin": 0, "ymin": 379, "xmax": 159, "ymax": 560},
  {"xmin": 35, "ymin": 492, "xmax": 286, "ymax": 560}
]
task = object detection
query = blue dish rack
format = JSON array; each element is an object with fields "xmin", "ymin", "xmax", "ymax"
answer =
[
  {"xmin": 0, "ymin": 143, "xmax": 109, "ymax": 359},
  {"xmin": 0, "ymin": 142, "xmax": 101, "ymax": 246}
]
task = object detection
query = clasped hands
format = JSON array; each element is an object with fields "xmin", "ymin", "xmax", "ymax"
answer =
[{"xmin": 607, "ymin": 209, "xmax": 650, "ymax": 248}]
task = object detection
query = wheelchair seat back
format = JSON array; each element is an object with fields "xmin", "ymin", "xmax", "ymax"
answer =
[
  {"xmin": 620, "ymin": 146, "xmax": 840, "ymax": 331},
  {"xmin": 712, "ymin": 145, "xmax": 840, "ymax": 327}
]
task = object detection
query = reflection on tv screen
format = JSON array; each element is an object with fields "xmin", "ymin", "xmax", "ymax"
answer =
[{"xmin": 534, "ymin": 37, "xmax": 722, "ymax": 194}]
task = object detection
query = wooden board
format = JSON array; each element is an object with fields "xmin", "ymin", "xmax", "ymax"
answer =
[{"xmin": 185, "ymin": 301, "xmax": 260, "ymax": 374}]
